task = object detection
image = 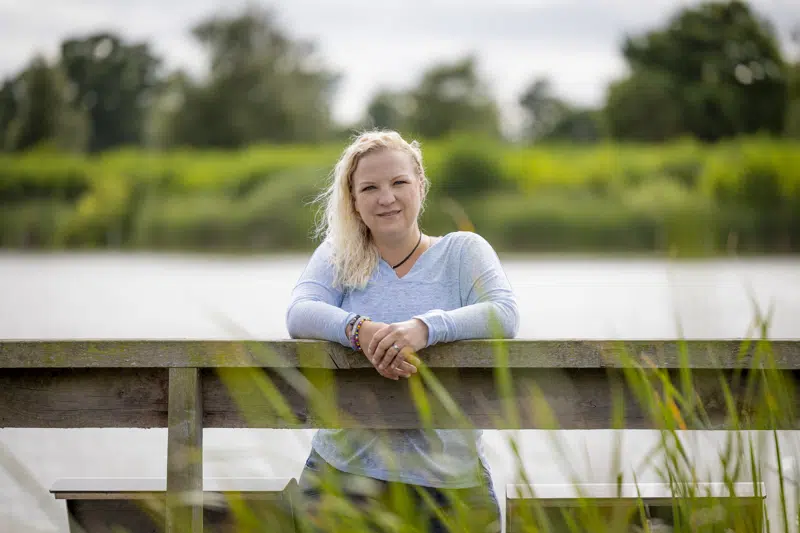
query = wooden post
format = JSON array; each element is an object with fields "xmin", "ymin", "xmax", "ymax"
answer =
[{"xmin": 166, "ymin": 368, "xmax": 203, "ymax": 533}]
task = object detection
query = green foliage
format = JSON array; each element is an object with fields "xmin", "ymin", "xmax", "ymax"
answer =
[
  {"xmin": 518, "ymin": 78, "xmax": 570, "ymax": 141},
  {"xmin": 785, "ymin": 58, "xmax": 800, "ymax": 137},
  {"xmin": 235, "ymin": 166, "xmax": 328, "ymax": 250},
  {"xmin": 605, "ymin": 70, "xmax": 685, "ymax": 142},
  {"xmin": 3, "ymin": 2, "xmax": 799, "ymax": 152},
  {"xmin": 165, "ymin": 5, "xmax": 339, "ymax": 148},
  {"xmin": 59, "ymin": 32, "xmax": 161, "ymax": 152},
  {"xmin": 610, "ymin": 0, "xmax": 789, "ymax": 141},
  {"xmin": 786, "ymin": 98, "xmax": 800, "ymax": 138},
  {"xmin": 0, "ymin": 149, "xmax": 91, "ymax": 203},
  {"xmin": 517, "ymin": 78, "xmax": 605, "ymax": 143},
  {"xmin": 4, "ymin": 57, "xmax": 67, "ymax": 152},
  {"xmin": 700, "ymin": 137, "xmax": 800, "ymax": 251},
  {"xmin": 57, "ymin": 171, "xmax": 135, "ymax": 247},
  {"xmin": 129, "ymin": 192, "xmax": 240, "ymax": 250},
  {"xmin": 432, "ymin": 136, "xmax": 514, "ymax": 200},
  {"xmin": 0, "ymin": 6, "xmax": 340, "ymax": 153},
  {"xmin": 364, "ymin": 90, "xmax": 411, "ymax": 132},
  {"xmin": 544, "ymin": 108, "xmax": 605, "ymax": 143},
  {"xmin": 0, "ymin": 80, "xmax": 17, "ymax": 146},
  {"xmin": 0, "ymin": 138, "xmax": 798, "ymax": 254},
  {"xmin": 0, "ymin": 199, "xmax": 73, "ymax": 248},
  {"xmin": 406, "ymin": 56, "xmax": 501, "ymax": 140}
]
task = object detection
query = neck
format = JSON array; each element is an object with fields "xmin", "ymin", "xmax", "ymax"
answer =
[{"xmin": 374, "ymin": 228, "xmax": 424, "ymax": 267}]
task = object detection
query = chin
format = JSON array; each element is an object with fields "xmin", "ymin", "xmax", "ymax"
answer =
[{"xmin": 370, "ymin": 223, "xmax": 410, "ymax": 241}]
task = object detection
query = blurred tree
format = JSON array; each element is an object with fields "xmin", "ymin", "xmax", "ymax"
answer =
[
  {"xmin": 4, "ymin": 57, "xmax": 60, "ymax": 151},
  {"xmin": 519, "ymin": 77, "xmax": 604, "ymax": 142},
  {"xmin": 3, "ymin": 57, "xmax": 90, "ymax": 153},
  {"xmin": 545, "ymin": 108, "xmax": 605, "ymax": 143},
  {"xmin": 605, "ymin": 70, "xmax": 684, "ymax": 141},
  {"xmin": 785, "ymin": 24, "xmax": 800, "ymax": 137},
  {"xmin": 0, "ymin": 79, "xmax": 17, "ymax": 150},
  {"xmin": 59, "ymin": 32, "xmax": 161, "ymax": 152},
  {"xmin": 142, "ymin": 71, "xmax": 190, "ymax": 149},
  {"xmin": 364, "ymin": 89, "xmax": 411, "ymax": 131},
  {"xmin": 4, "ymin": 57, "xmax": 76, "ymax": 152},
  {"xmin": 608, "ymin": 0, "xmax": 788, "ymax": 141},
  {"xmin": 518, "ymin": 78, "xmax": 569, "ymax": 140},
  {"xmin": 52, "ymin": 81, "xmax": 93, "ymax": 153},
  {"xmin": 167, "ymin": 5, "xmax": 339, "ymax": 147},
  {"xmin": 406, "ymin": 56, "xmax": 500, "ymax": 139}
]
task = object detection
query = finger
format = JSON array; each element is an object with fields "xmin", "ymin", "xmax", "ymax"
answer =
[
  {"xmin": 397, "ymin": 361, "xmax": 417, "ymax": 377},
  {"xmin": 367, "ymin": 327, "xmax": 391, "ymax": 362},
  {"xmin": 372, "ymin": 358, "xmax": 400, "ymax": 379},
  {"xmin": 367, "ymin": 325, "xmax": 391, "ymax": 357},
  {"xmin": 380, "ymin": 357, "xmax": 410, "ymax": 379},
  {"xmin": 378, "ymin": 367, "xmax": 400, "ymax": 380},
  {"xmin": 386, "ymin": 360, "xmax": 416, "ymax": 379},
  {"xmin": 381, "ymin": 363, "xmax": 410, "ymax": 380},
  {"xmin": 373, "ymin": 332, "xmax": 399, "ymax": 369},
  {"xmin": 384, "ymin": 345, "xmax": 418, "ymax": 372},
  {"xmin": 377, "ymin": 338, "xmax": 403, "ymax": 371}
]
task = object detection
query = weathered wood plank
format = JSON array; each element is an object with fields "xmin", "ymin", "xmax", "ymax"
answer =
[
  {"xmin": 1, "ymin": 340, "xmax": 798, "ymax": 369},
  {"xmin": 0, "ymin": 369, "xmax": 168, "ymax": 428},
  {"xmin": 2, "ymin": 367, "xmax": 796, "ymax": 430},
  {"xmin": 204, "ymin": 368, "xmax": 800, "ymax": 430},
  {"xmin": 60, "ymin": 480, "xmax": 300, "ymax": 533},
  {"xmin": 505, "ymin": 483, "xmax": 767, "ymax": 533},
  {"xmin": 506, "ymin": 482, "xmax": 765, "ymax": 500},
  {"xmin": 0, "ymin": 368, "xmax": 800, "ymax": 429},
  {"xmin": 51, "ymin": 477, "xmax": 294, "ymax": 496},
  {"xmin": 166, "ymin": 368, "xmax": 203, "ymax": 533},
  {"xmin": 0, "ymin": 340, "xmax": 336, "ymax": 369}
]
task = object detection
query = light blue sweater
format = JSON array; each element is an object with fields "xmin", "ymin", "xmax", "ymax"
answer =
[{"xmin": 286, "ymin": 231, "xmax": 519, "ymax": 488}]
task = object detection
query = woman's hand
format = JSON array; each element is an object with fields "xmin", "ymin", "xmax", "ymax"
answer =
[
  {"xmin": 367, "ymin": 319, "xmax": 428, "ymax": 374},
  {"xmin": 358, "ymin": 321, "xmax": 418, "ymax": 380}
]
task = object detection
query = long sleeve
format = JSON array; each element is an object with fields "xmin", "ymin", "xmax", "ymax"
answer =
[
  {"xmin": 285, "ymin": 241, "xmax": 356, "ymax": 347},
  {"xmin": 412, "ymin": 233, "xmax": 519, "ymax": 347}
]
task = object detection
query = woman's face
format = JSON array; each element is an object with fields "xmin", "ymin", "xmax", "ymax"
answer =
[{"xmin": 351, "ymin": 148, "xmax": 423, "ymax": 243}]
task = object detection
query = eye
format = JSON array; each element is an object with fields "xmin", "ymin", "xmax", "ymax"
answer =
[
  {"xmin": 361, "ymin": 185, "xmax": 376, "ymax": 192},
  {"xmin": 394, "ymin": 180, "xmax": 408, "ymax": 186}
]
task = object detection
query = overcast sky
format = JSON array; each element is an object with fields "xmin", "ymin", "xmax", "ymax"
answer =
[{"xmin": 0, "ymin": 0, "xmax": 797, "ymax": 126}]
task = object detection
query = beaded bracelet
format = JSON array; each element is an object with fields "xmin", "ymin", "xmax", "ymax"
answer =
[
  {"xmin": 351, "ymin": 316, "xmax": 371, "ymax": 352},
  {"xmin": 346, "ymin": 315, "xmax": 361, "ymax": 351}
]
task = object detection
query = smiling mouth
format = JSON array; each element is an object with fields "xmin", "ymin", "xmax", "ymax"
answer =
[{"xmin": 378, "ymin": 210, "xmax": 401, "ymax": 217}]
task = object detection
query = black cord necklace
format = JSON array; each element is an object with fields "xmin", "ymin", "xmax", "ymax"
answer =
[{"xmin": 392, "ymin": 232, "xmax": 423, "ymax": 269}]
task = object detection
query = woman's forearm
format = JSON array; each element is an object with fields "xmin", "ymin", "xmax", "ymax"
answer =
[
  {"xmin": 413, "ymin": 298, "xmax": 519, "ymax": 346},
  {"xmin": 286, "ymin": 299, "xmax": 355, "ymax": 346}
]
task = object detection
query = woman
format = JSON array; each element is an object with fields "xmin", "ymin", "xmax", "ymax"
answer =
[{"xmin": 286, "ymin": 130, "xmax": 519, "ymax": 532}]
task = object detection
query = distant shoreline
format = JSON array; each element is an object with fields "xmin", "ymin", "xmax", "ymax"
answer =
[{"xmin": 1, "ymin": 247, "xmax": 799, "ymax": 261}]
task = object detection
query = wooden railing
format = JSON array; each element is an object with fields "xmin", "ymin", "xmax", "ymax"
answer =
[{"xmin": 2, "ymin": 339, "xmax": 798, "ymax": 532}]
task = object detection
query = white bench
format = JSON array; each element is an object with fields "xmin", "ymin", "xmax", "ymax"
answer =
[
  {"xmin": 506, "ymin": 482, "xmax": 766, "ymax": 533},
  {"xmin": 51, "ymin": 477, "xmax": 299, "ymax": 533}
]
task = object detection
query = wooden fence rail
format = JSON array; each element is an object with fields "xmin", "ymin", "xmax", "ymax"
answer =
[{"xmin": 1, "ymin": 339, "xmax": 798, "ymax": 533}]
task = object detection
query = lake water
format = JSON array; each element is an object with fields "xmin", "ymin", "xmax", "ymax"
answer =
[{"xmin": 1, "ymin": 252, "xmax": 798, "ymax": 532}]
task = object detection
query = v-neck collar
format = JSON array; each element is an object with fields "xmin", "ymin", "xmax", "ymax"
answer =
[{"xmin": 378, "ymin": 233, "xmax": 451, "ymax": 280}]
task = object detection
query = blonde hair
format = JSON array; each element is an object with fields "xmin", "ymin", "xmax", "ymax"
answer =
[{"xmin": 313, "ymin": 129, "xmax": 430, "ymax": 290}]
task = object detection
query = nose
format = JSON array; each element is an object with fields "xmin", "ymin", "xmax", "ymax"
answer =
[{"xmin": 377, "ymin": 186, "xmax": 396, "ymax": 206}]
